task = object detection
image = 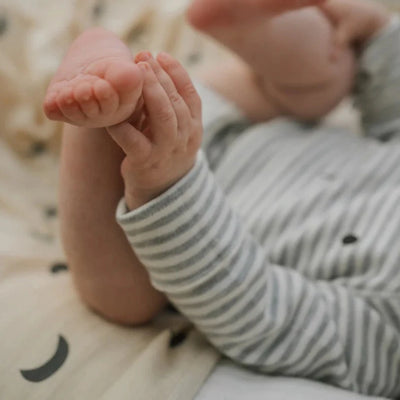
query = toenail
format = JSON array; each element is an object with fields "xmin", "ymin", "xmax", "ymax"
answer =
[{"xmin": 139, "ymin": 52, "xmax": 152, "ymax": 61}]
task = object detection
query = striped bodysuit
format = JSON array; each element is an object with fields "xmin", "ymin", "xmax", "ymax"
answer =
[{"xmin": 116, "ymin": 17, "xmax": 400, "ymax": 397}]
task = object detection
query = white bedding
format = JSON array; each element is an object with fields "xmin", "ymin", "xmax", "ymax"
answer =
[{"xmin": 197, "ymin": 359, "xmax": 388, "ymax": 400}]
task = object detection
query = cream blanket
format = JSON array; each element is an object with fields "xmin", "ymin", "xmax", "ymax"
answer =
[
  {"xmin": 0, "ymin": 1, "xmax": 223, "ymax": 399},
  {"xmin": 0, "ymin": 1, "xmax": 398, "ymax": 399}
]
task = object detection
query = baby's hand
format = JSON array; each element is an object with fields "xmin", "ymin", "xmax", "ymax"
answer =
[
  {"xmin": 107, "ymin": 52, "xmax": 203, "ymax": 211},
  {"xmin": 319, "ymin": 0, "xmax": 391, "ymax": 48}
]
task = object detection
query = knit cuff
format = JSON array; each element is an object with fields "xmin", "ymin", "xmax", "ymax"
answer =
[{"xmin": 116, "ymin": 150, "xmax": 211, "ymax": 247}]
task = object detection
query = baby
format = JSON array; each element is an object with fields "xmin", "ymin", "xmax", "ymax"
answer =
[{"xmin": 44, "ymin": 0, "xmax": 400, "ymax": 397}]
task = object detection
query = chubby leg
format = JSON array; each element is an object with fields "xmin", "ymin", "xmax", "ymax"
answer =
[
  {"xmin": 59, "ymin": 124, "xmax": 168, "ymax": 325},
  {"xmin": 187, "ymin": 0, "xmax": 325, "ymax": 28},
  {"xmin": 196, "ymin": 54, "xmax": 281, "ymax": 122},
  {"xmin": 187, "ymin": 0, "xmax": 356, "ymax": 120}
]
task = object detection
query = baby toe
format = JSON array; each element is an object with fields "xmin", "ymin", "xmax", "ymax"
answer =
[
  {"xmin": 43, "ymin": 91, "xmax": 64, "ymax": 120},
  {"xmin": 74, "ymin": 81, "xmax": 100, "ymax": 118},
  {"xmin": 57, "ymin": 86, "xmax": 86, "ymax": 122},
  {"xmin": 93, "ymin": 79, "xmax": 119, "ymax": 115}
]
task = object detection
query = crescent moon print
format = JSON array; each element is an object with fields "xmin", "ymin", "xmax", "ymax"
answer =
[{"xmin": 20, "ymin": 335, "xmax": 69, "ymax": 382}]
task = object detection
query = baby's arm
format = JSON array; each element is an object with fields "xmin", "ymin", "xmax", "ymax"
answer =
[{"xmin": 116, "ymin": 116, "xmax": 400, "ymax": 397}]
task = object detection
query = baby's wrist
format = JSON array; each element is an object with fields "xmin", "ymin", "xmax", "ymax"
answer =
[
  {"xmin": 123, "ymin": 161, "xmax": 196, "ymax": 211},
  {"xmin": 124, "ymin": 183, "xmax": 173, "ymax": 211}
]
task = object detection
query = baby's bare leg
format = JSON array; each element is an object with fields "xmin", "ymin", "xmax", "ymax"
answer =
[
  {"xmin": 188, "ymin": 0, "xmax": 356, "ymax": 120},
  {"xmin": 196, "ymin": 55, "xmax": 280, "ymax": 122},
  {"xmin": 60, "ymin": 124, "xmax": 168, "ymax": 325}
]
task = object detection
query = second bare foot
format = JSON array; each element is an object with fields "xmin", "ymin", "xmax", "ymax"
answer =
[
  {"xmin": 187, "ymin": 0, "xmax": 325, "ymax": 29},
  {"xmin": 187, "ymin": 0, "xmax": 356, "ymax": 120}
]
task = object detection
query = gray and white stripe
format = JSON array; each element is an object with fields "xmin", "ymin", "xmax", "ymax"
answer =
[{"xmin": 117, "ymin": 18, "xmax": 400, "ymax": 398}]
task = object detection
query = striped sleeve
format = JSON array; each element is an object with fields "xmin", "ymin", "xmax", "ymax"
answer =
[
  {"xmin": 116, "ymin": 151, "xmax": 400, "ymax": 398},
  {"xmin": 354, "ymin": 15, "xmax": 400, "ymax": 141}
]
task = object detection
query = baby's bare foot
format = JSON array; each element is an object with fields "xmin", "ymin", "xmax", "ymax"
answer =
[
  {"xmin": 43, "ymin": 28, "xmax": 142, "ymax": 128},
  {"xmin": 187, "ymin": 0, "xmax": 325, "ymax": 29},
  {"xmin": 187, "ymin": 0, "xmax": 356, "ymax": 120}
]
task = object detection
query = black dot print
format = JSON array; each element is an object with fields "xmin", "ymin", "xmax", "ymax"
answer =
[
  {"xmin": 128, "ymin": 23, "xmax": 147, "ymax": 42},
  {"xmin": 50, "ymin": 263, "xmax": 69, "ymax": 274},
  {"xmin": 30, "ymin": 141, "xmax": 47, "ymax": 156},
  {"xmin": 20, "ymin": 335, "xmax": 69, "ymax": 382},
  {"xmin": 187, "ymin": 52, "xmax": 202, "ymax": 66},
  {"xmin": 44, "ymin": 206, "xmax": 57, "ymax": 218},
  {"xmin": 169, "ymin": 329, "xmax": 189, "ymax": 348},
  {"xmin": 378, "ymin": 131, "xmax": 394, "ymax": 143},
  {"xmin": 93, "ymin": 1, "xmax": 105, "ymax": 18},
  {"xmin": 358, "ymin": 70, "xmax": 370, "ymax": 87},
  {"xmin": 0, "ymin": 15, "xmax": 8, "ymax": 36},
  {"xmin": 342, "ymin": 234, "xmax": 358, "ymax": 245},
  {"xmin": 166, "ymin": 302, "xmax": 179, "ymax": 313}
]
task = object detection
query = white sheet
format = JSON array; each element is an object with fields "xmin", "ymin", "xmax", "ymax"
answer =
[{"xmin": 196, "ymin": 358, "xmax": 389, "ymax": 400}]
